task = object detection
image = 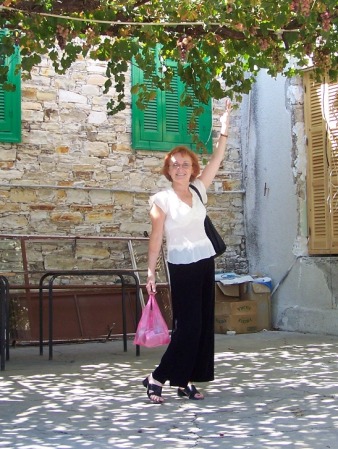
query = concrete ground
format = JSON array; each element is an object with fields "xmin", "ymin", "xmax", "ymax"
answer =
[{"xmin": 1, "ymin": 330, "xmax": 338, "ymax": 449}]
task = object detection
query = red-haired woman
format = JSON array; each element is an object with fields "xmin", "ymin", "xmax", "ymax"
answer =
[{"xmin": 143, "ymin": 101, "xmax": 232, "ymax": 403}]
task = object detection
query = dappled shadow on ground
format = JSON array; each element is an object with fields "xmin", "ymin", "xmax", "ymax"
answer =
[{"xmin": 1, "ymin": 335, "xmax": 338, "ymax": 448}]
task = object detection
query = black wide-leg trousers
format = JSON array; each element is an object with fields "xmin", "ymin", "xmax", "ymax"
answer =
[{"xmin": 153, "ymin": 256, "xmax": 215, "ymax": 387}]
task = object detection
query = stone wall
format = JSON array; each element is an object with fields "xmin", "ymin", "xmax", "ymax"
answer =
[{"xmin": 0, "ymin": 53, "xmax": 248, "ymax": 275}]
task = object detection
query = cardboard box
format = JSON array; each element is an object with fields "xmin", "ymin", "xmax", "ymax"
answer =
[
  {"xmin": 214, "ymin": 279, "xmax": 271, "ymax": 334},
  {"xmin": 215, "ymin": 282, "xmax": 243, "ymax": 302},
  {"xmin": 215, "ymin": 298, "xmax": 257, "ymax": 316},
  {"xmin": 215, "ymin": 282, "xmax": 258, "ymax": 334},
  {"xmin": 242, "ymin": 282, "xmax": 272, "ymax": 331},
  {"xmin": 215, "ymin": 314, "xmax": 258, "ymax": 334}
]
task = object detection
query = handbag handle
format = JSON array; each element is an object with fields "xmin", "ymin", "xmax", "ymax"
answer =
[
  {"xmin": 189, "ymin": 184, "xmax": 203, "ymax": 203},
  {"xmin": 148, "ymin": 293, "xmax": 155, "ymax": 310}
]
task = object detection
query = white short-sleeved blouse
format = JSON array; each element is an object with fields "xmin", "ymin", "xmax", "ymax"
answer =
[{"xmin": 149, "ymin": 178, "xmax": 215, "ymax": 264}]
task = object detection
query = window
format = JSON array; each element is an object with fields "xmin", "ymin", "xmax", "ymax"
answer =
[
  {"xmin": 304, "ymin": 72, "xmax": 338, "ymax": 254},
  {"xmin": 131, "ymin": 52, "xmax": 212, "ymax": 153},
  {"xmin": 0, "ymin": 30, "xmax": 21, "ymax": 143}
]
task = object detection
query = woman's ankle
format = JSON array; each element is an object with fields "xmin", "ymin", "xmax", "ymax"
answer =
[{"xmin": 149, "ymin": 373, "xmax": 162, "ymax": 387}]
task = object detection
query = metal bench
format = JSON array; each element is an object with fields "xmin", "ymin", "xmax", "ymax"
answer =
[
  {"xmin": 0, "ymin": 275, "xmax": 9, "ymax": 371},
  {"xmin": 38, "ymin": 269, "xmax": 142, "ymax": 360}
]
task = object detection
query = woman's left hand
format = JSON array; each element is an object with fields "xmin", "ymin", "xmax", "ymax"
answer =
[{"xmin": 220, "ymin": 99, "xmax": 232, "ymax": 135}]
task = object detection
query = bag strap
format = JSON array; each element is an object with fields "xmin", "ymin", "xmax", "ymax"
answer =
[
  {"xmin": 148, "ymin": 293, "xmax": 155, "ymax": 309},
  {"xmin": 189, "ymin": 183, "xmax": 203, "ymax": 203}
]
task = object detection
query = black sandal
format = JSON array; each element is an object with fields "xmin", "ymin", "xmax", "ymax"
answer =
[
  {"xmin": 142, "ymin": 376, "xmax": 164, "ymax": 404},
  {"xmin": 177, "ymin": 384, "xmax": 204, "ymax": 400}
]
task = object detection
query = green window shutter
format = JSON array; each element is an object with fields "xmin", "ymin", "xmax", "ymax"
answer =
[
  {"xmin": 132, "ymin": 57, "xmax": 163, "ymax": 145},
  {"xmin": 0, "ymin": 30, "xmax": 21, "ymax": 143},
  {"xmin": 163, "ymin": 65, "xmax": 181, "ymax": 138},
  {"xmin": 132, "ymin": 52, "xmax": 212, "ymax": 153},
  {"xmin": 183, "ymin": 83, "xmax": 212, "ymax": 151},
  {"xmin": 163, "ymin": 62, "xmax": 192, "ymax": 145}
]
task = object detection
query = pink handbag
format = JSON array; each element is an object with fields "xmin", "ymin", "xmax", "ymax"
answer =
[{"xmin": 134, "ymin": 294, "xmax": 170, "ymax": 348}]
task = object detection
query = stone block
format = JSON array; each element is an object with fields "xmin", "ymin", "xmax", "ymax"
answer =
[
  {"xmin": 0, "ymin": 148, "xmax": 16, "ymax": 161},
  {"xmin": 50, "ymin": 212, "xmax": 83, "ymax": 224}
]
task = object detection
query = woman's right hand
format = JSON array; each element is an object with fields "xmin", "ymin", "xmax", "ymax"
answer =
[{"xmin": 146, "ymin": 275, "xmax": 156, "ymax": 295}]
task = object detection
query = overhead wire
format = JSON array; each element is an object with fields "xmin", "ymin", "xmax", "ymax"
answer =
[{"xmin": 0, "ymin": 5, "xmax": 303, "ymax": 34}]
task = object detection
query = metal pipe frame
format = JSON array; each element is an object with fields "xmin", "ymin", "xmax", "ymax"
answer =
[
  {"xmin": 38, "ymin": 270, "xmax": 141, "ymax": 360},
  {"xmin": 0, "ymin": 275, "xmax": 9, "ymax": 371}
]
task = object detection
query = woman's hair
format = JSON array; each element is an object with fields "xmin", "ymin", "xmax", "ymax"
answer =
[{"xmin": 161, "ymin": 146, "xmax": 201, "ymax": 182}]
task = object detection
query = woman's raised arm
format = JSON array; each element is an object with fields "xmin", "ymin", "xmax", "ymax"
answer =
[{"xmin": 199, "ymin": 99, "xmax": 232, "ymax": 189}]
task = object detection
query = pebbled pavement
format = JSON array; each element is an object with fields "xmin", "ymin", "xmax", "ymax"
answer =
[{"xmin": 1, "ymin": 331, "xmax": 338, "ymax": 449}]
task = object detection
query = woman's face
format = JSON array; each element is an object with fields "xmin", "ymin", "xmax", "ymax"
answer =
[{"xmin": 168, "ymin": 152, "xmax": 193, "ymax": 184}]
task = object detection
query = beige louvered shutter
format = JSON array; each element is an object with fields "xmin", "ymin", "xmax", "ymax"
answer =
[
  {"xmin": 304, "ymin": 72, "xmax": 330, "ymax": 253},
  {"xmin": 327, "ymin": 82, "xmax": 338, "ymax": 250},
  {"xmin": 304, "ymin": 72, "xmax": 338, "ymax": 254}
]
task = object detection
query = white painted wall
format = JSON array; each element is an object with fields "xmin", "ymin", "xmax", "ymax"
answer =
[{"xmin": 242, "ymin": 70, "xmax": 338, "ymax": 336}]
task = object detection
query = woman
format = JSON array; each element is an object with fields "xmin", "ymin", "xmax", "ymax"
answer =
[{"xmin": 143, "ymin": 100, "xmax": 232, "ymax": 404}]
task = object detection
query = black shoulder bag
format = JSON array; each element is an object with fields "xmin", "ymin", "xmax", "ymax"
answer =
[{"xmin": 190, "ymin": 184, "xmax": 226, "ymax": 258}]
